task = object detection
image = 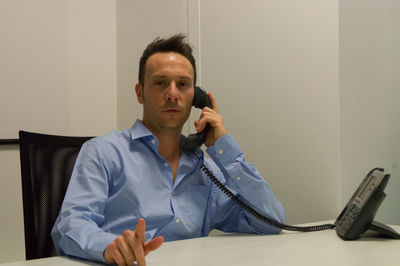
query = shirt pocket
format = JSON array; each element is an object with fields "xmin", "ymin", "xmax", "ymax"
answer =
[{"xmin": 185, "ymin": 184, "xmax": 210, "ymax": 231}]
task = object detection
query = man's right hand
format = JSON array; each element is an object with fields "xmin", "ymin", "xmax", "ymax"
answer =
[{"xmin": 104, "ymin": 218, "xmax": 164, "ymax": 266}]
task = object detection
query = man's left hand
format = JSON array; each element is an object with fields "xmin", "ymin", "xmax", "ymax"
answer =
[{"xmin": 194, "ymin": 92, "xmax": 227, "ymax": 147}]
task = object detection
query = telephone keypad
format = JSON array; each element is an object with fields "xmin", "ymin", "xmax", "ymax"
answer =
[{"xmin": 348, "ymin": 205, "xmax": 360, "ymax": 219}]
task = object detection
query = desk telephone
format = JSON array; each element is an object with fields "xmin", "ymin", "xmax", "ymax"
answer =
[{"xmin": 185, "ymin": 86, "xmax": 400, "ymax": 240}]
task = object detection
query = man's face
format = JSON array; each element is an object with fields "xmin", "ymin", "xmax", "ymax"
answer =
[{"xmin": 136, "ymin": 52, "xmax": 195, "ymax": 134}]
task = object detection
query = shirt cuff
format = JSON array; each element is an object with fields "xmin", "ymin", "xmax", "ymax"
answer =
[
  {"xmin": 87, "ymin": 232, "xmax": 118, "ymax": 263},
  {"xmin": 206, "ymin": 134, "xmax": 243, "ymax": 166}
]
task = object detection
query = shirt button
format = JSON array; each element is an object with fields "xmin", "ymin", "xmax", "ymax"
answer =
[
  {"xmin": 175, "ymin": 218, "xmax": 180, "ymax": 224},
  {"xmin": 164, "ymin": 162, "xmax": 169, "ymax": 167},
  {"xmin": 151, "ymin": 139, "xmax": 156, "ymax": 144},
  {"xmin": 236, "ymin": 176, "xmax": 241, "ymax": 181},
  {"xmin": 218, "ymin": 149, "xmax": 224, "ymax": 154}
]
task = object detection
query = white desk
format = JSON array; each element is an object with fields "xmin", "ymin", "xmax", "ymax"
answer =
[{"xmin": 2, "ymin": 222, "xmax": 400, "ymax": 266}]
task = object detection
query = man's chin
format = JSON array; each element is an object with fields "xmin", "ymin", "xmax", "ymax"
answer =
[
  {"xmin": 156, "ymin": 113, "xmax": 190, "ymax": 131},
  {"xmin": 160, "ymin": 119, "xmax": 185, "ymax": 131}
]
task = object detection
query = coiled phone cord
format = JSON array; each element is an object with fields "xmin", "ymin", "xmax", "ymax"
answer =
[{"xmin": 200, "ymin": 163, "xmax": 336, "ymax": 232}]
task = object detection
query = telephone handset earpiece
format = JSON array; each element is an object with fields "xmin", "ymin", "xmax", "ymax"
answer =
[{"xmin": 180, "ymin": 86, "xmax": 212, "ymax": 151}]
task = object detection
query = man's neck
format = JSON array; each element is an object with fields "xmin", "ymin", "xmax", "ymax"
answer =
[
  {"xmin": 153, "ymin": 131, "xmax": 182, "ymax": 184},
  {"xmin": 157, "ymin": 133, "xmax": 182, "ymax": 162},
  {"xmin": 141, "ymin": 120, "xmax": 182, "ymax": 162}
]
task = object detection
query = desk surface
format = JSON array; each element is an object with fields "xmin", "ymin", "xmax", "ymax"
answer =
[{"xmin": 3, "ymin": 222, "xmax": 400, "ymax": 266}]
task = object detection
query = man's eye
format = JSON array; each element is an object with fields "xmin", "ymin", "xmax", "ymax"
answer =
[
  {"xmin": 178, "ymin": 81, "xmax": 189, "ymax": 88},
  {"xmin": 155, "ymin": 81, "xmax": 168, "ymax": 87}
]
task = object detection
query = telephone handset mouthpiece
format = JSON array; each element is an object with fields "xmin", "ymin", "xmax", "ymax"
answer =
[{"xmin": 180, "ymin": 86, "xmax": 212, "ymax": 152}]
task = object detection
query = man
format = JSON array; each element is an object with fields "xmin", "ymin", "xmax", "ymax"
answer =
[{"xmin": 52, "ymin": 34, "xmax": 285, "ymax": 266}]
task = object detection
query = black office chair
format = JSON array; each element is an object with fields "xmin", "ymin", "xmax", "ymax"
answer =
[{"xmin": 19, "ymin": 130, "xmax": 93, "ymax": 260}]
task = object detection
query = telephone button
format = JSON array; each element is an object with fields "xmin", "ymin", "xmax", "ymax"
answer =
[
  {"xmin": 348, "ymin": 205, "xmax": 360, "ymax": 218},
  {"xmin": 374, "ymin": 191, "xmax": 384, "ymax": 201}
]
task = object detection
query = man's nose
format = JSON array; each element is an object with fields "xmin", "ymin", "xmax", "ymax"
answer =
[{"xmin": 166, "ymin": 81, "xmax": 178, "ymax": 102}]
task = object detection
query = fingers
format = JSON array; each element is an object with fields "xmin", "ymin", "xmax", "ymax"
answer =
[
  {"xmin": 135, "ymin": 218, "xmax": 146, "ymax": 244},
  {"xmin": 132, "ymin": 239, "xmax": 145, "ymax": 266},
  {"xmin": 208, "ymin": 92, "xmax": 218, "ymax": 113},
  {"xmin": 105, "ymin": 233, "xmax": 135, "ymax": 266},
  {"xmin": 104, "ymin": 240, "xmax": 126, "ymax": 265},
  {"xmin": 195, "ymin": 107, "xmax": 221, "ymax": 132},
  {"xmin": 144, "ymin": 236, "xmax": 164, "ymax": 256},
  {"xmin": 105, "ymin": 218, "xmax": 156, "ymax": 266},
  {"xmin": 194, "ymin": 92, "xmax": 221, "ymax": 132},
  {"xmin": 194, "ymin": 92, "xmax": 227, "ymax": 146},
  {"xmin": 130, "ymin": 218, "xmax": 146, "ymax": 266},
  {"xmin": 118, "ymin": 232, "xmax": 137, "ymax": 264}
]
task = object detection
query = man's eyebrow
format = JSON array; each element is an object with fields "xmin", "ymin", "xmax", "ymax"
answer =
[
  {"xmin": 150, "ymin": 75, "xmax": 192, "ymax": 80},
  {"xmin": 177, "ymin": 76, "xmax": 192, "ymax": 81},
  {"xmin": 150, "ymin": 75, "xmax": 167, "ymax": 79}
]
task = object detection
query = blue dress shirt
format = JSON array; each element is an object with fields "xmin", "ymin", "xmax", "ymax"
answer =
[{"xmin": 51, "ymin": 120, "xmax": 285, "ymax": 263}]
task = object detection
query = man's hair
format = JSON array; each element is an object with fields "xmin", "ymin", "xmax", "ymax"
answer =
[{"xmin": 138, "ymin": 34, "xmax": 196, "ymax": 85}]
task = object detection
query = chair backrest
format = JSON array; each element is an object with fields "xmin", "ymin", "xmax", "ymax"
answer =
[{"xmin": 19, "ymin": 131, "xmax": 93, "ymax": 260}]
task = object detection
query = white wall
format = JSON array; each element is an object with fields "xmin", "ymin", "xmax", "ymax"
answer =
[
  {"xmin": 0, "ymin": 0, "xmax": 117, "ymax": 263},
  {"xmin": 116, "ymin": 0, "xmax": 189, "ymax": 130},
  {"xmin": 198, "ymin": 0, "xmax": 340, "ymax": 224},
  {"xmin": 340, "ymin": 0, "xmax": 400, "ymax": 224},
  {"xmin": 0, "ymin": 146, "xmax": 24, "ymax": 263},
  {"xmin": 0, "ymin": 0, "xmax": 70, "ymax": 139},
  {"xmin": 0, "ymin": 0, "xmax": 117, "ymax": 138},
  {"xmin": 66, "ymin": 0, "xmax": 117, "ymax": 137}
]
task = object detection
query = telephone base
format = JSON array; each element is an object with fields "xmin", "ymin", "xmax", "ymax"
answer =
[{"xmin": 368, "ymin": 220, "xmax": 400, "ymax": 239}]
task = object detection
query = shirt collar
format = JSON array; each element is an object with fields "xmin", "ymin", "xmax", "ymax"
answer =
[{"xmin": 129, "ymin": 119, "xmax": 154, "ymax": 141}]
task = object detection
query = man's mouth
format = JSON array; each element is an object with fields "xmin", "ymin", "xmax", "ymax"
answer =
[
  {"xmin": 163, "ymin": 108, "xmax": 181, "ymax": 113},
  {"xmin": 162, "ymin": 105, "xmax": 183, "ymax": 111}
]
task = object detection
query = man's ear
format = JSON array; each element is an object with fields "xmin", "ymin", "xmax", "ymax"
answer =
[{"xmin": 135, "ymin": 83, "xmax": 144, "ymax": 104}]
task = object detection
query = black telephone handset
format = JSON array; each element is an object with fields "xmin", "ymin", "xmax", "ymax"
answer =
[
  {"xmin": 335, "ymin": 168, "xmax": 400, "ymax": 240},
  {"xmin": 180, "ymin": 86, "xmax": 212, "ymax": 152}
]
